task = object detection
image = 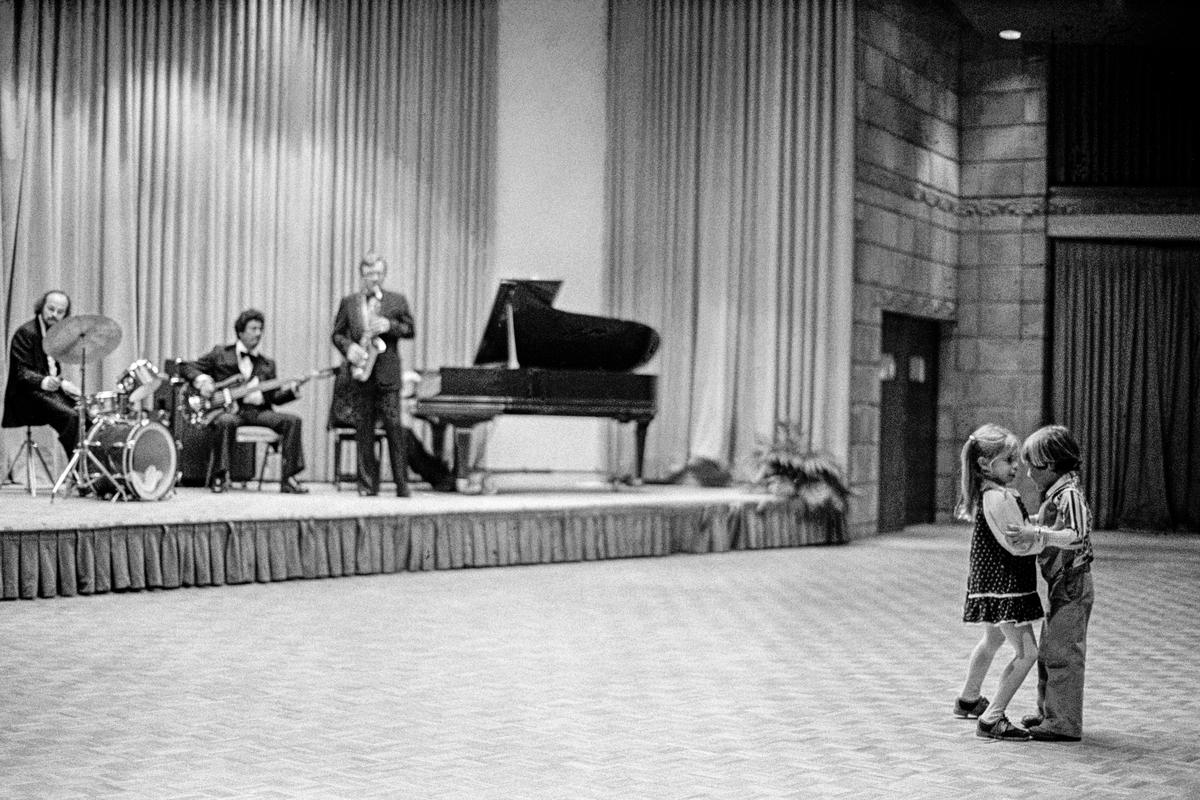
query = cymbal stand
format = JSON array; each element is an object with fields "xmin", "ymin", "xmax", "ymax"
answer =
[{"xmin": 50, "ymin": 343, "xmax": 127, "ymax": 502}]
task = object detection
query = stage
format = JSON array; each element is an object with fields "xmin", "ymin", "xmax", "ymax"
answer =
[{"xmin": 0, "ymin": 479, "xmax": 845, "ymax": 600}]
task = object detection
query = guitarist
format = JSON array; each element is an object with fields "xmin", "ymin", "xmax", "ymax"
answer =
[
  {"xmin": 331, "ymin": 253, "xmax": 414, "ymax": 497},
  {"xmin": 182, "ymin": 309, "xmax": 309, "ymax": 494}
]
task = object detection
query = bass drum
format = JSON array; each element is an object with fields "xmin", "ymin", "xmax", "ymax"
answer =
[{"xmin": 87, "ymin": 419, "xmax": 178, "ymax": 500}]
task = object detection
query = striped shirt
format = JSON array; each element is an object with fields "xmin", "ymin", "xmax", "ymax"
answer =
[{"xmin": 1037, "ymin": 472, "xmax": 1094, "ymax": 570}]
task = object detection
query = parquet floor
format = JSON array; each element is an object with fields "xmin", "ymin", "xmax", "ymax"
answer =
[{"xmin": 1, "ymin": 524, "xmax": 1197, "ymax": 799}]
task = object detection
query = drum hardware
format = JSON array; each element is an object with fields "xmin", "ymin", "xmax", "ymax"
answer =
[
  {"xmin": 117, "ymin": 358, "xmax": 164, "ymax": 404},
  {"xmin": 85, "ymin": 389, "xmax": 129, "ymax": 421},
  {"xmin": 42, "ymin": 314, "xmax": 129, "ymax": 502},
  {"xmin": 84, "ymin": 417, "xmax": 178, "ymax": 501}
]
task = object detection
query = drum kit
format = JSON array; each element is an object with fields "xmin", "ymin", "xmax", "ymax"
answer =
[{"xmin": 44, "ymin": 315, "xmax": 178, "ymax": 501}]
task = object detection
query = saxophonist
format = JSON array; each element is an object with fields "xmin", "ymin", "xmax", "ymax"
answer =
[{"xmin": 331, "ymin": 253, "xmax": 415, "ymax": 497}]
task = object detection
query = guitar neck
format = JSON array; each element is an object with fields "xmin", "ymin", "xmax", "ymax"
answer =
[{"xmin": 224, "ymin": 369, "xmax": 326, "ymax": 402}]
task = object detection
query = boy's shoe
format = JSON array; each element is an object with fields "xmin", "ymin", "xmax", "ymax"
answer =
[
  {"xmin": 1028, "ymin": 726, "xmax": 1081, "ymax": 742},
  {"xmin": 953, "ymin": 696, "xmax": 990, "ymax": 718},
  {"xmin": 1020, "ymin": 713, "xmax": 1044, "ymax": 728},
  {"xmin": 976, "ymin": 715, "xmax": 1030, "ymax": 741}
]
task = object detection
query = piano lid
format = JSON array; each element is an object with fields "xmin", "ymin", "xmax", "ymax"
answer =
[{"xmin": 473, "ymin": 279, "xmax": 660, "ymax": 372}]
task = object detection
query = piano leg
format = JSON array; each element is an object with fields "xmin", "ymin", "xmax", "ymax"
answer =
[
  {"xmin": 633, "ymin": 419, "xmax": 648, "ymax": 486},
  {"xmin": 452, "ymin": 426, "xmax": 475, "ymax": 490},
  {"xmin": 429, "ymin": 422, "xmax": 448, "ymax": 461}
]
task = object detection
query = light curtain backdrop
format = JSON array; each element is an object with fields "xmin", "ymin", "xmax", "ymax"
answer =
[
  {"xmin": 1, "ymin": 0, "xmax": 495, "ymax": 479},
  {"xmin": 605, "ymin": 0, "xmax": 855, "ymax": 480}
]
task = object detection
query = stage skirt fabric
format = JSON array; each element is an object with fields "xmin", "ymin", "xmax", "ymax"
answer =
[{"xmin": 1, "ymin": 499, "xmax": 844, "ymax": 600}]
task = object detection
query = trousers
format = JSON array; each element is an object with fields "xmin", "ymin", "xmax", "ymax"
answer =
[{"xmin": 1035, "ymin": 564, "xmax": 1094, "ymax": 737}]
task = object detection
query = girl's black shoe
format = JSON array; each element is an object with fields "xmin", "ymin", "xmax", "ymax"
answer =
[
  {"xmin": 976, "ymin": 715, "xmax": 1030, "ymax": 741},
  {"xmin": 953, "ymin": 696, "xmax": 990, "ymax": 718}
]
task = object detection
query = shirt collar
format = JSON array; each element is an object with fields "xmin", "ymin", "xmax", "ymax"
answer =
[
  {"xmin": 235, "ymin": 341, "xmax": 260, "ymax": 359},
  {"xmin": 364, "ymin": 286, "xmax": 383, "ymax": 301},
  {"xmin": 981, "ymin": 479, "xmax": 1015, "ymax": 497},
  {"xmin": 1045, "ymin": 471, "xmax": 1079, "ymax": 499}
]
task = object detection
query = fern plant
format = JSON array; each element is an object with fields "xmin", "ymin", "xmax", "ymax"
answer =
[{"xmin": 752, "ymin": 421, "xmax": 851, "ymax": 518}]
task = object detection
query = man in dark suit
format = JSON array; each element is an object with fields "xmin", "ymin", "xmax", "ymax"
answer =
[
  {"xmin": 3, "ymin": 290, "xmax": 83, "ymax": 455},
  {"xmin": 181, "ymin": 309, "xmax": 308, "ymax": 494},
  {"xmin": 331, "ymin": 253, "xmax": 414, "ymax": 497}
]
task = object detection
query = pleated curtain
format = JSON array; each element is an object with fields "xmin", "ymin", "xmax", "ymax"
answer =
[
  {"xmin": 1052, "ymin": 239, "xmax": 1200, "ymax": 531},
  {"xmin": 1, "ymin": 0, "xmax": 495, "ymax": 479},
  {"xmin": 605, "ymin": 0, "xmax": 855, "ymax": 480}
]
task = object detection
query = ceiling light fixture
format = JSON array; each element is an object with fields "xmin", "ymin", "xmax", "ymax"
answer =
[{"xmin": 999, "ymin": 29, "xmax": 1021, "ymax": 40}]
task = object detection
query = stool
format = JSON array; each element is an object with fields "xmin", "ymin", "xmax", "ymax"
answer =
[
  {"xmin": 332, "ymin": 427, "xmax": 387, "ymax": 490},
  {"xmin": 207, "ymin": 425, "xmax": 281, "ymax": 490},
  {"xmin": 237, "ymin": 426, "xmax": 282, "ymax": 490},
  {"xmin": 4, "ymin": 425, "xmax": 55, "ymax": 496}
]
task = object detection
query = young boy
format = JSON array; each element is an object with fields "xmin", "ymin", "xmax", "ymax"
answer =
[{"xmin": 1006, "ymin": 425, "xmax": 1095, "ymax": 742}]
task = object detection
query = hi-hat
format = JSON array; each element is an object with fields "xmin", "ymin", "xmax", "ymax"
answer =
[{"xmin": 42, "ymin": 314, "xmax": 122, "ymax": 363}]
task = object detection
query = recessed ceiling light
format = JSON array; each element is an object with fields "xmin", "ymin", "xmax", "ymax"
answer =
[{"xmin": 999, "ymin": 29, "xmax": 1021, "ymax": 40}]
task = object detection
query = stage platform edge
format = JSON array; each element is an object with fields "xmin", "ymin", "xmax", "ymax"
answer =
[{"xmin": 0, "ymin": 485, "xmax": 846, "ymax": 600}]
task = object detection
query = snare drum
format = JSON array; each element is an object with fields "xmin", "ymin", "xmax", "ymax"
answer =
[
  {"xmin": 85, "ymin": 418, "xmax": 178, "ymax": 500},
  {"xmin": 86, "ymin": 390, "xmax": 128, "ymax": 420},
  {"xmin": 117, "ymin": 358, "xmax": 164, "ymax": 404}
]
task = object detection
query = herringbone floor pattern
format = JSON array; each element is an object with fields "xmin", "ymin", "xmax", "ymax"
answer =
[{"xmin": 1, "ymin": 525, "xmax": 1197, "ymax": 799}]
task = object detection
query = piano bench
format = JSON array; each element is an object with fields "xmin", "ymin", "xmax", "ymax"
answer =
[{"xmin": 331, "ymin": 427, "xmax": 388, "ymax": 491}]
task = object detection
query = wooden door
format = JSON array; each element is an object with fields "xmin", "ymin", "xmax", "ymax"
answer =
[{"xmin": 878, "ymin": 313, "xmax": 941, "ymax": 531}]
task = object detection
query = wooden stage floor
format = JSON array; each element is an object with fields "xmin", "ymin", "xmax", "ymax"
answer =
[{"xmin": 0, "ymin": 479, "xmax": 758, "ymax": 531}]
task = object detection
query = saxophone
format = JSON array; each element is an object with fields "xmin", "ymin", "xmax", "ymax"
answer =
[{"xmin": 351, "ymin": 292, "xmax": 386, "ymax": 382}]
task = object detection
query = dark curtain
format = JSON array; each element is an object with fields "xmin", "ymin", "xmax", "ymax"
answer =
[
  {"xmin": 1049, "ymin": 44, "xmax": 1200, "ymax": 187},
  {"xmin": 1052, "ymin": 240, "xmax": 1200, "ymax": 530}
]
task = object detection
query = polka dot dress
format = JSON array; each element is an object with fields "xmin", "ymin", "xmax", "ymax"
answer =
[{"xmin": 963, "ymin": 490, "xmax": 1043, "ymax": 625}]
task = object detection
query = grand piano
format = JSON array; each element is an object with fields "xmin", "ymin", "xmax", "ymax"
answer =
[{"xmin": 413, "ymin": 279, "xmax": 659, "ymax": 491}]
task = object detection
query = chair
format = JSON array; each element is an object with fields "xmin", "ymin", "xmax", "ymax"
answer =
[
  {"xmin": 3, "ymin": 425, "xmax": 55, "ymax": 496},
  {"xmin": 331, "ymin": 426, "xmax": 388, "ymax": 491},
  {"xmin": 206, "ymin": 425, "xmax": 281, "ymax": 490},
  {"xmin": 327, "ymin": 362, "xmax": 391, "ymax": 491},
  {"xmin": 236, "ymin": 425, "xmax": 282, "ymax": 490}
]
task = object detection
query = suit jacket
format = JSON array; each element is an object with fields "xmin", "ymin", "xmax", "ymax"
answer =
[
  {"xmin": 3, "ymin": 318, "xmax": 73, "ymax": 428},
  {"xmin": 180, "ymin": 344, "xmax": 297, "ymax": 410},
  {"xmin": 331, "ymin": 289, "xmax": 414, "ymax": 388}
]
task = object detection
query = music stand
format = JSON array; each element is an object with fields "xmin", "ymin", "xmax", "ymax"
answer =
[{"xmin": 42, "ymin": 315, "xmax": 126, "ymax": 501}]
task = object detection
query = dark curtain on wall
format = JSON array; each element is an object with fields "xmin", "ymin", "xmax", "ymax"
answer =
[
  {"xmin": 0, "ymin": 0, "xmax": 496, "ymax": 479},
  {"xmin": 1049, "ymin": 44, "xmax": 1200, "ymax": 187},
  {"xmin": 1052, "ymin": 240, "xmax": 1200, "ymax": 531}
]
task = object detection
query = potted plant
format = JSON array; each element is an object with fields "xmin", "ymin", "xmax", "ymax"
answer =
[{"xmin": 751, "ymin": 421, "xmax": 851, "ymax": 542}]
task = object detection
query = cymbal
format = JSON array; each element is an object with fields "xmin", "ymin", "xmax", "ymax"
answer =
[{"xmin": 42, "ymin": 314, "xmax": 123, "ymax": 363}]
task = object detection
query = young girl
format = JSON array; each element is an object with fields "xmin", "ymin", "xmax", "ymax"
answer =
[{"xmin": 951, "ymin": 424, "xmax": 1043, "ymax": 741}]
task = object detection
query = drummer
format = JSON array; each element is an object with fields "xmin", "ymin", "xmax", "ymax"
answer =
[{"xmin": 3, "ymin": 290, "xmax": 84, "ymax": 455}]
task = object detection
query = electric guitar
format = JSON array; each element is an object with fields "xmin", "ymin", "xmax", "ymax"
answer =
[{"xmin": 185, "ymin": 366, "xmax": 336, "ymax": 426}]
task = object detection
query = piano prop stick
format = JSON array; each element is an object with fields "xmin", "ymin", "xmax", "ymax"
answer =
[
  {"xmin": 505, "ymin": 301, "xmax": 520, "ymax": 369},
  {"xmin": 414, "ymin": 280, "xmax": 660, "ymax": 493}
]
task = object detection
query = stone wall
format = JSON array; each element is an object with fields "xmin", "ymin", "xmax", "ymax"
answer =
[
  {"xmin": 851, "ymin": 0, "xmax": 962, "ymax": 537},
  {"xmin": 852, "ymin": 0, "xmax": 1050, "ymax": 534},
  {"xmin": 951, "ymin": 48, "xmax": 1048, "ymax": 515}
]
